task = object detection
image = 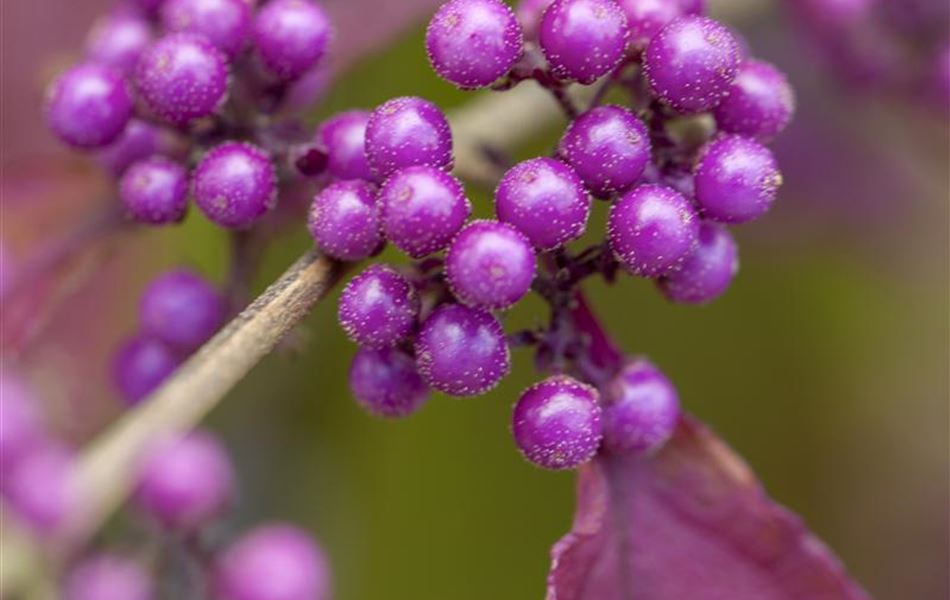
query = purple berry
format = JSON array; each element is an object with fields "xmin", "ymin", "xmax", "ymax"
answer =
[
  {"xmin": 415, "ymin": 304, "xmax": 510, "ymax": 396},
  {"xmin": 658, "ymin": 222, "xmax": 738, "ymax": 304},
  {"xmin": 349, "ymin": 347, "xmax": 429, "ymax": 418},
  {"xmin": 64, "ymin": 554, "xmax": 154, "ymax": 600},
  {"xmin": 338, "ymin": 265, "xmax": 418, "ymax": 348},
  {"xmin": 253, "ymin": 0, "xmax": 332, "ymax": 81},
  {"xmin": 161, "ymin": 0, "xmax": 252, "ymax": 59},
  {"xmin": 694, "ymin": 134, "xmax": 782, "ymax": 223},
  {"xmin": 112, "ymin": 334, "xmax": 182, "ymax": 405},
  {"xmin": 538, "ymin": 0, "xmax": 629, "ymax": 84},
  {"xmin": 364, "ymin": 97, "xmax": 453, "ymax": 181},
  {"xmin": 135, "ymin": 34, "xmax": 229, "ymax": 125},
  {"xmin": 308, "ymin": 180, "xmax": 381, "ymax": 261},
  {"xmin": 0, "ymin": 372, "xmax": 45, "ymax": 475},
  {"xmin": 131, "ymin": 0, "xmax": 165, "ymax": 16},
  {"xmin": 515, "ymin": 0, "xmax": 552, "ymax": 39},
  {"xmin": 214, "ymin": 523, "xmax": 331, "ymax": 600},
  {"xmin": 96, "ymin": 119, "xmax": 170, "ymax": 176},
  {"xmin": 119, "ymin": 157, "xmax": 189, "ymax": 224},
  {"xmin": 140, "ymin": 269, "xmax": 226, "ymax": 351},
  {"xmin": 445, "ymin": 220, "xmax": 536, "ymax": 310},
  {"xmin": 194, "ymin": 142, "xmax": 277, "ymax": 229},
  {"xmin": 607, "ymin": 183, "xmax": 699, "ymax": 277},
  {"xmin": 714, "ymin": 60, "xmax": 795, "ymax": 140},
  {"xmin": 495, "ymin": 157, "xmax": 590, "ymax": 250},
  {"xmin": 602, "ymin": 360, "xmax": 679, "ymax": 453},
  {"xmin": 615, "ymin": 0, "xmax": 684, "ymax": 47},
  {"xmin": 46, "ymin": 64, "xmax": 132, "ymax": 149},
  {"xmin": 558, "ymin": 105, "xmax": 651, "ymax": 198},
  {"xmin": 282, "ymin": 64, "xmax": 330, "ymax": 113},
  {"xmin": 4, "ymin": 442, "xmax": 77, "ymax": 535},
  {"xmin": 512, "ymin": 375, "xmax": 602, "ymax": 470},
  {"xmin": 85, "ymin": 11, "xmax": 153, "ymax": 74},
  {"xmin": 644, "ymin": 16, "xmax": 741, "ymax": 113},
  {"xmin": 426, "ymin": 0, "xmax": 524, "ymax": 89},
  {"xmin": 316, "ymin": 110, "xmax": 372, "ymax": 181},
  {"xmin": 377, "ymin": 166, "xmax": 470, "ymax": 258},
  {"xmin": 679, "ymin": 0, "xmax": 705, "ymax": 14}
]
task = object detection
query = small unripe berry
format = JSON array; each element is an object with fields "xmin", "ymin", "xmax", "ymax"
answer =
[
  {"xmin": 316, "ymin": 110, "xmax": 372, "ymax": 181},
  {"xmin": 112, "ymin": 334, "xmax": 182, "ymax": 405},
  {"xmin": 658, "ymin": 222, "xmax": 738, "ymax": 304},
  {"xmin": 308, "ymin": 180, "xmax": 382, "ymax": 261},
  {"xmin": 253, "ymin": 0, "xmax": 332, "ymax": 81},
  {"xmin": 193, "ymin": 142, "xmax": 277, "ymax": 229},
  {"xmin": 64, "ymin": 554, "xmax": 154, "ymax": 600},
  {"xmin": 694, "ymin": 135, "xmax": 781, "ymax": 224},
  {"xmin": 365, "ymin": 97, "xmax": 453, "ymax": 181},
  {"xmin": 338, "ymin": 265, "xmax": 418, "ymax": 348},
  {"xmin": 445, "ymin": 220, "xmax": 536, "ymax": 310},
  {"xmin": 119, "ymin": 157, "xmax": 189, "ymax": 225},
  {"xmin": 538, "ymin": 0, "xmax": 630, "ymax": 84},
  {"xmin": 602, "ymin": 360, "xmax": 679, "ymax": 453},
  {"xmin": 139, "ymin": 269, "xmax": 226, "ymax": 351},
  {"xmin": 46, "ymin": 63, "xmax": 133, "ymax": 149},
  {"xmin": 161, "ymin": 0, "xmax": 253, "ymax": 59},
  {"xmin": 349, "ymin": 347, "xmax": 429, "ymax": 418}
]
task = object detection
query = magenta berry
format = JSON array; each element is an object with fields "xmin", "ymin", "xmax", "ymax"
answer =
[
  {"xmin": 253, "ymin": 0, "xmax": 332, "ymax": 81},
  {"xmin": 415, "ymin": 304, "xmax": 510, "ymax": 397},
  {"xmin": 64, "ymin": 554, "xmax": 154, "ymax": 600},
  {"xmin": 46, "ymin": 63, "xmax": 132, "ymax": 149},
  {"xmin": 0, "ymin": 373, "xmax": 45, "ymax": 474},
  {"xmin": 377, "ymin": 166, "xmax": 470, "ymax": 258},
  {"xmin": 96, "ymin": 119, "xmax": 169, "ymax": 176},
  {"xmin": 538, "ymin": 0, "xmax": 630, "ymax": 84},
  {"xmin": 558, "ymin": 105, "xmax": 651, "ymax": 198},
  {"xmin": 426, "ymin": 0, "xmax": 524, "ymax": 89},
  {"xmin": 445, "ymin": 220, "xmax": 536, "ymax": 310},
  {"xmin": 112, "ymin": 334, "xmax": 182, "ymax": 405},
  {"xmin": 615, "ymin": 0, "xmax": 684, "ymax": 47},
  {"xmin": 602, "ymin": 360, "xmax": 679, "ymax": 453},
  {"xmin": 337, "ymin": 265, "xmax": 418, "ymax": 348},
  {"xmin": 714, "ymin": 59, "xmax": 795, "ymax": 141},
  {"xmin": 5, "ymin": 442, "xmax": 77, "ymax": 535},
  {"xmin": 515, "ymin": 0, "xmax": 552, "ymax": 39},
  {"xmin": 308, "ymin": 180, "xmax": 382, "ymax": 261},
  {"xmin": 161, "ymin": 0, "xmax": 253, "ymax": 59},
  {"xmin": 512, "ymin": 375, "xmax": 602, "ymax": 470},
  {"xmin": 694, "ymin": 134, "xmax": 782, "ymax": 224},
  {"xmin": 85, "ymin": 11, "xmax": 152, "ymax": 74},
  {"xmin": 119, "ymin": 158, "xmax": 189, "ymax": 225},
  {"xmin": 194, "ymin": 142, "xmax": 277, "ymax": 229},
  {"xmin": 658, "ymin": 222, "xmax": 738, "ymax": 304},
  {"xmin": 349, "ymin": 347, "xmax": 429, "ymax": 418},
  {"xmin": 364, "ymin": 97, "xmax": 453, "ymax": 181},
  {"xmin": 316, "ymin": 110, "xmax": 372, "ymax": 181},
  {"xmin": 139, "ymin": 269, "xmax": 226, "ymax": 351},
  {"xmin": 608, "ymin": 183, "xmax": 699, "ymax": 277}
]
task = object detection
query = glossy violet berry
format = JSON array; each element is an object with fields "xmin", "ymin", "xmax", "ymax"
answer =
[
  {"xmin": 140, "ymin": 269, "xmax": 226, "ymax": 351},
  {"xmin": 135, "ymin": 34, "xmax": 229, "ymax": 125},
  {"xmin": 119, "ymin": 158, "xmax": 189, "ymax": 224},
  {"xmin": 338, "ymin": 265, "xmax": 418, "ymax": 348},
  {"xmin": 112, "ymin": 334, "xmax": 182, "ymax": 405},
  {"xmin": 64, "ymin": 554, "xmax": 154, "ymax": 600},
  {"xmin": 694, "ymin": 134, "xmax": 782, "ymax": 224},
  {"xmin": 253, "ymin": 0, "xmax": 332, "ymax": 81},
  {"xmin": 644, "ymin": 16, "xmax": 741, "ymax": 113},
  {"xmin": 349, "ymin": 347, "xmax": 429, "ymax": 418},
  {"xmin": 558, "ymin": 105, "xmax": 651, "ymax": 198},
  {"xmin": 308, "ymin": 180, "xmax": 381, "ymax": 261},
  {"xmin": 316, "ymin": 110, "xmax": 372, "ymax": 181},
  {"xmin": 5, "ymin": 442, "xmax": 77, "ymax": 535},
  {"xmin": 426, "ymin": 0, "xmax": 524, "ymax": 89},
  {"xmin": 85, "ymin": 11, "xmax": 153, "ymax": 74},
  {"xmin": 495, "ymin": 157, "xmax": 589, "ymax": 250},
  {"xmin": 615, "ymin": 0, "xmax": 684, "ymax": 47},
  {"xmin": 0, "ymin": 373, "xmax": 45, "ymax": 474},
  {"xmin": 194, "ymin": 142, "xmax": 277, "ymax": 229},
  {"xmin": 602, "ymin": 359, "xmax": 679, "ymax": 453},
  {"xmin": 214, "ymin": 523, "xmax": 331, "ymax": 600},
  {"xmin": 658, "ymin": 222, "xmax": 738, "ymax": 304},
  {"xmin": 46, "ymin": 64, "xmax": 132, "ymax": 149},
  {"xmin": 714, "ymin": 59, "xmax": 795, "ymax": 141},
  {"xmin": 415, "ymin": 304, "xmax": 510, "ymax": 396},
  {"xmin": 445, "ymin": 220, "xmax": 536, "ymax": 310},
  {"xmin": 538, "ymin": 0, "xmax": 629, "ymax": 84},
  {"xmin": 608, "ymin": 183, "xmax": 699, "ymax": 277},
  {"xmin": 161, "ymin": 0, "xmax": 253, "ymax": 59},
  {"xmin": 135, "ymin": 430, "xmax": 234, "ymax": 530},
  {"xmin": 377, "ymin": 166, "xmax": 470, "ymax": 258},
  {"xmin": 364, "ymin": 97, "xmax": 453, "ymax": 181},
  {"xmin": 96, "ymin": 119, "xmax": 170, "ymax": 176},
  {"xmin": 512, "ymin": 375, "xmax": 602, "ymax": 470}
]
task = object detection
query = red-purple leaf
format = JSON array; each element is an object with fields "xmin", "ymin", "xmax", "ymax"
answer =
[{"xmin": 547, "ymin": 416, "xmax": 870, "ymax": 600}]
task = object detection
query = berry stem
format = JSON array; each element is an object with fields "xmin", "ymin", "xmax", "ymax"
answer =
[{"xmin": 569, "ymin": 291, "xmax": 623, "ymax": 374}]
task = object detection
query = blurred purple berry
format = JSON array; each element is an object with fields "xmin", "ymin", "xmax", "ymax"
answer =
[
  {"xmin": 602, "ymin": 359, "xmax": 679, "ymax": 453},
  {"xmin": 161, "ymin": 0, "xmax": 252, "ymax": 59},
  {"xmin": 112, "ymin": 334, "xmax": 182, "ymax": 405},
  {"xmin": 515, "ymin": 0, "xmax": 552, "ymax": 39},
  {"xmin": 96, "ymin": 119, "xmax": 170, "ymax": 176},
  {"xmin": 714, "ymin": 59, "xmax": 795, "ymax": 140},
  {"xmin": 0, "ymin": 372, "xmax": 45, "ymax": 476},
  {"xmin": 615, "ymin": 0, "xmax": 684, "ymax": 47},
  {"xmin": 658, "ymin": 222, "xmax": 738, "ymax": 304},
  {"xmin": 349, "ymin": 347, "xmax": 429, "ymax": 418},
  {"xmin": 338, "ymin": 264, "xmax": 418, "ymax": 348},
  {"xmin": 4, "ymin": 442, "xmax": 77, "ymax": 536},
  {"xmin": 282, "ymin": 64, "xmax": 330, "ymax": 113},
  {"xmin": 538, "ymin": 0, "xmax": 629, "ymax": 84},
  {"xmin": 364, "ymin": 97, "xmax": 453, "ymax": 181},
  {"xmin": 316, "ymin": 110, "xmax": 372, "ymax": 181},
  {"xmin": 679, "ymin": 0, "xmax": 705, "ymax": 14},
  {"xmin": 694, "ymin": 134, "xmax": 782, "ymax": 224},
  {"xmin": 64, "ymin": 554, "xmax": 154, "ymax": 600},
  {"xmin": 308, "ymin": 180, "xmax": 381, "ymax": 261},
  {"xmin": 46, "ymin": 63, "xmax": 132, "ymax": 149},
  {"xmin": 445, "ymin": 220, "xmax": 536, "ymax": 310},
  {"xmin": 140, "ymin": 269, "xmax": 226, "ymax": 351},
  {"xmin": 119, "ymin": 157, "xmax": 189, "ymax": 224},
  {"xmin": 253, "ymin": 0, "xmax": 332, "ymax": 81},
  {"xmin": 130, "ymin": 0, "xmax": 165, "ymax": 16},
  {"xmin": 194, "ymin": 141, "xmax": 277, "ymax": 229},
  {"xmin": 85, "ymin": 11, "xmax": 153, "ymax": 74}
]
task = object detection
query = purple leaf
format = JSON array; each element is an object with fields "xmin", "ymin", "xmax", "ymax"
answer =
[{"xmin": 547, "ymin": 415, "xmax": 870, "ymax": 600}]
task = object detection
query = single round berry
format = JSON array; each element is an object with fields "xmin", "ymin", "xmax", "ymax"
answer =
[
  {"xmin": 558, "ymin": 105, "xmax": 651, "ymax": 198},
  {"xmin": 85, "ymin": 11, "xmax": 153, "ymax": 74},
  {"xmin": 338, "ymin": 265, "xmax": 418, "ymax": 348},
  {"xmin": 193, "ymin": 142, "xmax": 277, "ymax": 229},
  {"xmin": 5, "ymin": 442, "xmax": 77, "ymax": 535},
  {"xmin": 445, "ymin": 220, "xmax": 536, "ymax": 310},
  {"xmin": 135, "ymin": 34, "xmax": 229, "ymax": 125},
  {"xmin": 0, "ymin": 372, "xmax": 45, "ymax": 475},
  {"xmin": 415, "ymin": 304, "xmax": 510, "ymax": 397},
  {"xmin": 119, "ymin": 158, "xmax": 189, "ymax": 224},
  {"xmin": 64, "ymin": 554, "xmax": 154, "ymax": 600},
  {"xmin": 615, "ymin": 0, "xmax": 684, "ymax": 47},
  {"xmin": 349, "ymin": 347, "xmax": 429, "ymax": 418},
  {"xmin": 316, "ymin": 110, "xmax": 372, "ymax": 181},
  {"xmin": 364, "ymin": 97, "xmax": 453, "ymax": 181},
  {"xmin": 512, "ymin": 375, "xmax": 602, "ymax": 470},
  {"xmin": 495, "ymin": 157, "xmax": 589, "ymax": 250},
  {"xmin": 112, "ymin": 334, "xmax": 182, "ymax": 405},
  {"xmin": 714, "ymin": 59, "xmax": 795, "ymax": 141},
  {"xmin": 377, "ymin": 166, "xmax": 470, "ymax": 258},
  {"xmin": 426, "ymin": 0, "xmax": 524, "ymax": 89},
  {"xmin": 214, "ymin": 524, "xmax": 331, "ymax": 600},
  {"xmin": 602, "ymin": 360, "xmax": 679, "ymax": 453},
  {"xmin": 658, "ymin": 222, "xmax": 738, "ymax": 304},
  {"xmin": 135, "ymin": 430, "xmax": 234, "ymax": 531},
  {"xmin": 96, "ymin": 119, "xmax": 170, "ymax": 176},
  {"xmin": 140, "ymin": 269, "xmax": 226, "ymax": 351},
  {"xmin": 253, "ymin": 0, "xmax": 332, "ymax": 81},
  {"xmin": 538, "ymin": 0, "xmax": 629, "ymax": 84},
  {"xmin": 644, "ymin": 16, "xmax": 741, "ymax": 113},
  {"xmin": 161, "ymin": 0, "xmax": 253, "ymax": 59},
  {"xmin": 608, "ymin": 183, "xmax": 699, "ymax": 277},
  {"xmin": 694, "ymin": 134, "xmax": 781, "ymax": 223},
  {"xmin": 308, "ymin": 180, "xmax": 381, "ymax": 261},
  {"xmin": 46, "ymin": 64, "xmax": 132, "ymax": 149}
]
